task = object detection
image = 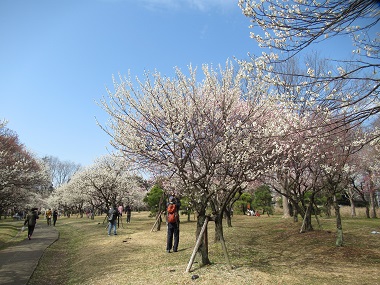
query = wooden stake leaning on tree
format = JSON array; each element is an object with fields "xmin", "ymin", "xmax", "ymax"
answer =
[
  {"xmin": 151, "ymin": 210, "xmax": 164, "ymax": 232},
  {"xmin": 185, "ymin": 216, "xmax": 210, "ymax": 273},
  {"xmin": 151, "ymin": 192, "xmax": 167, "ymax": 232}
]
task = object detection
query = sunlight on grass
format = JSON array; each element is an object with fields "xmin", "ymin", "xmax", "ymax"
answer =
[
  {"xmin": 20, "ymin": 208, "xmax": 380, "ymax": 285},
  {"xmin": 0, "ymin": 219, "xmax": 25, "ymax": 250}
]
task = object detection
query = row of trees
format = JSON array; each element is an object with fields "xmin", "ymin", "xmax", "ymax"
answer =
[
  {"xmin": 1, "ymin": 0, "xmax": 378, "ymax": 270},
  {"xmin": 97, "ymin": 0, "xmax": 379, "ymax": 266},
  {"xmin": 0, "ymin": 120, "xmax": 84, "ymax": 217},
  {"xmin": 0, "ymin": 119, "xmax": 150, "ymax": 219},
  {"xmin": 47, "ymin": 156, "xmax": 148, "ymax": 218},
  {"xmin": 101, "ymin": 63, "xmax": 378, "ymax": 258},
  {"xmin": 0, "ymin": 120, "xmax": 50, "ymax": 216}
]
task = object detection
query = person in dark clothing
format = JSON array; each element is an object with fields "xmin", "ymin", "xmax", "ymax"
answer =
[
  {"xmin": 52, "ymin": 209, "xmax": 58, "ymax": 226},
  {"xmin": 125, "ymin": 205, "xmax": 132, "ymax": 223},
  {"xmin": 107, "ymin": 205, "xmax": 119, "ymax": 236},
  {"xmin": 24, "ymin": 208, "xmax": 39, "ymax": 240},
  {"xmin": 166, "ymin": 196, "xmax": 180, "ymax": 253}
]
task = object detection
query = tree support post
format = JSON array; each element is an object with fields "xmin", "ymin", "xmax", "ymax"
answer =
[
  {"xmin": 185, "ymin": 216, "xmax": 209, "ymax": 273},
  {"xmin": 151, "ymin": 210, "xmax": 164, "ymax": 232}
]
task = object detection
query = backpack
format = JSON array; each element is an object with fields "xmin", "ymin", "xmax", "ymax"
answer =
[
  {"xmin": 167, "ymin": 203, "xmax": 178, "ymax": 223},
  {"xmin": 108, "ymin": 209, "xmax": 116, "ymax": 222}
]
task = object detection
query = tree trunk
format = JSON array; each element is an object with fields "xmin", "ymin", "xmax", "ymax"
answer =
[
  {"xmin": 282, "ymin": 195, "xmax": 291, "ymax": 218},
  {"xmin": 369, "ymin": 191, "xmax": 377, "ymax": 218},
  {"xmin": 334, "ymin": 195, "xmax": 343, "ymax": 246},
  {"xmin": 300, "ymin": 205, "xmax": 313, "ymax": 233},
  {"xmin": 224, "ymin": 209, "xmax": 232, "ymax": 227},
  {"xmin": 292, "ymin": 203, "xmax": 298, "ymax": 222},
  {"xmin": 365, "ymin": 204, "xmax": 370, "ymax": 218},
  {"xmin": 214, "ymin": 215, "xmax": 222, "ymax": 242},
  {"xmin": 348, "ymin": 195, "xmax": 356, "ymax": 218},
  {"xmin": 325, "ymin": 197, "xmax": 333, "ymax": 217},
  {"xmin": 196, "ymin": 211, "xmax": 211, "ymax": 266},
  {"xmin": 214, "ymin": 214, "xmax": 232, "ymax": 269},
  {"xmin": 157, "ymin": 214, "xmax": 162, "ymax": 231}
]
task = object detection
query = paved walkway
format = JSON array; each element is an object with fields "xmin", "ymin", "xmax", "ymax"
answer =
[{"xmin": 0, "ymin": 223, "xmax": 59, "ymax": 285}]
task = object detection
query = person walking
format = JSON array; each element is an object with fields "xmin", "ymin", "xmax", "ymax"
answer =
[
  {"xmin": 166, "ymin": 196, "xmax": 180, "ymax": 253},
  {"xmin": 45, "ymin": 208, "xmax": 52, "ymax": 226},
  {"xmin": 52, "ymin": 209, "xmax": 58, "ymax": 226},
  {"xmin": 24, "ymin": 208, "xmax": 39, "ymax": 240},
  {"xmin": 107, "ymin": 205, "xmax": 119, "ymax": 236},
  {"xmin": 125, "ymin": 205, "xmax": 132, "ymax": 223}
]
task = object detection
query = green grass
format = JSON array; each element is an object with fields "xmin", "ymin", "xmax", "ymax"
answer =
[
  {"xmin": 0, "ymin": 218, "xmax": 25, "ymax": 250},
  {"xmin": 2, "ymin": 208, "xmax": 380, "ymax": 285}
]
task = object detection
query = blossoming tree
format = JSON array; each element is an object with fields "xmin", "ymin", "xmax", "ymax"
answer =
[
  {"xmin": 99, "ymin": 62, "xmax": 283, "ymax": 267},
  {"xmin": 0, "ymin": 121, "xmax": 50, "ymax": 216},
  {"xmin": 238, "ymin": 0, "xmax": 379, "ymax": 141}
]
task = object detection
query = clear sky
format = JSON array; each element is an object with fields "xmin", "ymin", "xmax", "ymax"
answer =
[
  {"xmin": 1, "ymin": 0, "xmax": 363, "ymax": 167},
  {"xmin": 0, "ymin": 0, "xmax": 257, "ymax": 166}
]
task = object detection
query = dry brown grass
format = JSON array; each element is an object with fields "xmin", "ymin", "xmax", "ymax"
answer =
[{"xmin": 28, "ymin": 208, "xmax": 380, "ymax": 285}]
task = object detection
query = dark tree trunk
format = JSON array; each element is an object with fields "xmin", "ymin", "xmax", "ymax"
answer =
[
  {"xmin": 325, "ymin": 196, "xmax": 333, "ymax": 217},
  {"xmin": 365, "ymin": 204, "xmax": 370, "ymax": 218},
  {"xmin": 293, "ymin": 204, "xmax": 298, "ymax": 222},
  {"xmin": 334, "ymin": 195, "xmax": 343, "ymax": 246},
  {"xmin": 196, "ymin": 210, "xmax": 211, "ymax": 266},
  {"xmin": 157, "ymin": 214, "xmax": 162, "ymax": 231},
  {"xmin": 370, "ymin": 191, "xmax": 377, "ymax": 218},
  {"xmin": 300, "ymin": 205, "xmax": 313, "ymax": 233},
  {"xmin": 214, "ymin": 213, "xmax": 232, "ymax": 269},
  {"xmin": 224, "ymin": 209, "xmax": 232, "ymax": 227}
]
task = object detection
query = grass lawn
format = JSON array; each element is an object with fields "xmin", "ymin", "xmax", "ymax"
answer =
[
  {"xmin": 0, "ymin": 218, "xmax": 25, "ymax": 250},
  {"xmin": 2, "ymin": 207, "xmax": 380, "ymax": 285}
]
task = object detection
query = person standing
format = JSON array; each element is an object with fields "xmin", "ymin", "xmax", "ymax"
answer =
[
  {"xmin": 52, "ymin": 209, "xmax": 58, "ymax": 226},
  {"xmin": 46, "ymin": 208, "xmax": 52, "ymax": 226},
  {"xmin": 24, "ymin": 208, "xmax": 39, "ymax": 240},
  {"xmin": 166, "ymin": 196, "xmax": 180, "ymax": 253},
  {"xmin": 107, "ymin": 205, "xmax": 119, "ymax": 236},
  {"xmin": 126, "ymin": 205, "xmax": 132, "ymax": 223}
]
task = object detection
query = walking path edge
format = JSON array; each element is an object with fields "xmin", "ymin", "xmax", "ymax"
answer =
[{"xmin": 0, "ymin": 223, "xmax": 59, "ymax": 285}]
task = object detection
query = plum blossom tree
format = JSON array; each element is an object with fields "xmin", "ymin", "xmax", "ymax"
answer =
[
  {"xmin": 262, "ymin": 97, "xmax": 365, "ymax": 246},
  {"xmin": 347, "ymin": 140, "xmax": 380, "ymax": 218},
  {"xmin": 238, "ymin": 0, "xmax": 379, "ymax": 142},
  {"xmin": 99, "ymin": 62, "xmax": 285, "ymax": 267},
  {"xmin": 49, "ymin": 156, "xmax": 144, "ymax": 218}
]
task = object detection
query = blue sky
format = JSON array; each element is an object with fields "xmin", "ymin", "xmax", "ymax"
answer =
[
  {"xmin": 0, "ymin": 0, "xmax": 364, "ymax": 167},
  {"xmin": 0, "ymin": 0, "xmax": 256, "ymax": 166}
]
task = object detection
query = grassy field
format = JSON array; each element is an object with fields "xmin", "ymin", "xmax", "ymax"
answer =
[
  {"xmin": 0, "ymin": 217, "xmax": 25, "ymax": 250},
  {"xmin": 1, "ymin": 207, "xmax": 380, "ymax": 285}
]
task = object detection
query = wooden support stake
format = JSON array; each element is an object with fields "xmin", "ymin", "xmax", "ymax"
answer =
[
  {"xmin": 151, "ymin": 210, "xmax": 164, "ymax": 232},
  {"xmin": 185, "ymin": 216, "xmax": 209, "ymax": 273}
]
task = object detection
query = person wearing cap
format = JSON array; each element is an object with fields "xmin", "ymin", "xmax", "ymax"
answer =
[{"xmin": 166, "ymin": 195, "xmax": 181, "ymax": 253}]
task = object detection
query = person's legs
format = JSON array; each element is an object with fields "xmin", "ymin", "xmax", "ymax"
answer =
[
  {"xmin": 166, "ymin": 223, "xmax": 174, "ymax": 252},
  {"xmin": 113, "ymin": 222, "xmax": 117, "ymax": 235},
  {"xmin": 108, "ymin": 222, "xmax": 112, "ymax": 235},
  {"xmin": 173, "ymin": 224, "xmax": 179, "ymax": 252},
  {"xmin": 28, "ymin": 225, "xmax": 35, "ymax": 239}
]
